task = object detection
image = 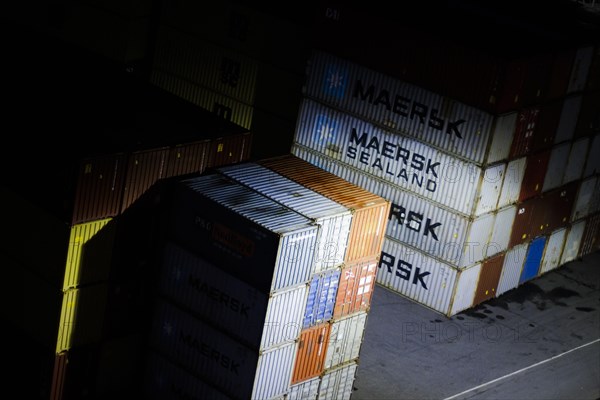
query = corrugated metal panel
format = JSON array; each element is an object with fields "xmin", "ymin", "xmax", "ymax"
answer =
[
  {"xmin": 539, "ymin": 181, "xmax": 578, "ymax": 233},
  {"xmin": 542, "ymin": 143, "xmax": 571, "ymax": 193},
  {"xmin": 303, "ymin": 269, "xmax": 341, "ymax": 328},
  {"xmin": 509, "ymin": 198, "xmax": 539, "ymax": 248},
  {"xmin": 151, "ymin": 69, "xmax": 254, "ymax": 130},
  {"xmin": 121, "ymin": 147, "xmax": 169, "ymax": 213},
  {"xmin": 144, "ymin": 351, "xmax": 231, "ymax": 400},
  {"xmin": 563, "ymin": 137, "xmax": 589, "ymax": 184},
  {"xmin": 288, "ymin": 377, "xmax": 320, "ymax": 400},
  {"xmin": 251, "ymin": 342, "xmax": 297, "ymax": 400},
  {"xmin": 487, "ymin": 113, "xmax": 517, "ymax": 164},
  {"xmin": 583, "ymin": 134, "xmax": 600, "ymax": 177},
  {"xmin": 519, "ymin": 149, "xmax": 551, "ymax": 201},
  {"xmin": 261, "ymin": 284, "xmax": 308, "ymax": 351},
  {"xmin": 56, "ymin": 284, "xmax": 108, "ymax": 353},
  {"xmin": 461, "ymin": 213, "xmax": 495, "ymax": 269},
  {"xmin": 487, "ymin": 205, "xmax": 517, "ymax": 258},
  {"xmin": 149, "ymin": 298, "xmax": 258, "ymax": 399},
  {"xmin": 303, "ymin": 50, "xmax": 498, "ymax": 165},
  {"xmin": 172, "ymin": 174, "xmax": 319, "ymax": 293},
  {"xmin": 553, "ymin": 95, "xmax": 582, "ymax": 144},
  {"xmin": 291, "ymin": 323, "xmax": 331, "ymax": 384},
  {"xmin": 158, "ymin": 241, "xmax": 269, "ymax": 349},
  {"xmin": 208, "ymin": 131, "xmax": 253, "ymax": 167},
  {"xmin": 63, "ymin": 219, "xmax": 112, "ymax": 290},
  {"xmin": 259, "ymin": 154, "xmax": 390, "ymax": 264},
  {"xmin": 292, "ymin": 144, "xmax": 493, "ymax": 266},
  {"xmin": 50, "ymin": 352, "xmax": 68, "ymax": 400},
  {"xmin": 498, "ymin": 157, "xmax": 526, "ymax": 208},
  {"xmin": 318, "ymin": 361, "xmax": 358, "ymax": 400},
  {"xmin": 218, "ymin": 163, "xmax": 352, "ymax": 271},
  {"xmin": 72, "ymin": 153, "xmax": 126, "ymax": 224},
  {"xmin": 377, "ymin": 237, "xmax": 458, "ymax": 315},
  {"xmin": 154, "ymin": 24, "xmax": 258, "ymax": 105},
  {"xmin": 580, "ymin": 213, "xmax": 600, "ymax": 257},
  {"xmin": 539, "ymin": 228, "xmax": 567, "ymax": 275},
  {"xmin": 519, "ymin": 236, "xmax": 547, "ymax": 284},
  {"xmin": 324, "ymin": 312, "xmax": 367, "ymax": 370},
  {"xmin": 449, "ymin": 263, "xmax": 481, "ymax": 315},
  {"xmin": 475, "ymin": 163, "xmax": 506, "ymax": 215},
  {"xmin": 497, "ymin": 243, "xmax": 528, "ymax": 296},
  {"xmin": 165, "ymin": 140, "xmax": 210, "ymax": 178},
  {"xmin": 567, "ymin": 45, "xmax": 594, "ymax": 94},
  {"xmin": 473, "ymin": 253, "xmax": 505, "ymax": 306},
  {"xmin": 571, "ymin": 176, "xmax": 597, "ymax": 222},
  {"xmin": 532, "ymin": 100, "xmax": 562, "ymax": 152},
  {"xmin": 293, "ymin": 98, "xmax": 495, "ymax": 216},
  {"xmin": 334, "ymin": 259, "xmax": 377, "ymax": 319},
  {"xmin": 560, "ymin": 220, "xmax": 586, "ymax": 265},
  {"xmin": 574, "ymin": 91, "xmax": 600, "ymax": 138},
  {"xmin": 510, "ymin": 107, "xmax": 539, "ymax": 158}
]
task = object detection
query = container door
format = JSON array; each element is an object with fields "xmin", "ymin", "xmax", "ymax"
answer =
[{"xmin": 519, "ymin": 236, "xmax": 547, "ymax": 284}]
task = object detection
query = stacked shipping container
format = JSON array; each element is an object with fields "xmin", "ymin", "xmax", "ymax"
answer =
[{"xmin": 290, "ymin": 45, "xmax": 599, "ymax": 317}]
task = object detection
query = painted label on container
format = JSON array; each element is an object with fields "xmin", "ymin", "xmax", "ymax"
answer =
[
  {"xmin": 294, "ymin": 99, "xmax": 502, "ymax": 216},
  {"xmin": 519, "ymin": 236, "xmax": 547, "ymax": 284},
  {"xmin": 303, "ymin": 269, "xmax": 341, "ymax": 328}
]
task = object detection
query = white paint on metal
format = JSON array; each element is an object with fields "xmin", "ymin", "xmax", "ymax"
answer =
[
  {"xmin": 487, "ymin": 205, "xmax": 517, "ymax": 258},
  {"xmin": 475, "ymin": 163, "xmax": 506, "ymax": 215},
  {"xmin": 498, "ymin": 157, "xmax": 526, "ymax": 208},
  {"xmin": 539, "ymin": 228, "xmax": 567, "ymax": 275},
  {"xmin": 261, "ymin": 284, "xmax": 308, "ymax": 350},
  {"xmin": 460, "ymin": 214, "xmax": 494, "ymax": 269},
  {"xmin": 542, "ymin": 143, "xmax": 571, "ymax": 192},
  {"xmin": 287, "ymin": 377, "xmax": 320, "ymax": 400},
  {"xmin": 325, "ymin": 312, "xmax": 368, "ymax": 370},
  {"xmin": 486, "ymin": 113, "xmax": 518, "ymax": 164},
  {"xmin": 497, "ymin": 243, "xmax": 528, "ymax": 296},
  {"xmin": 251, "ymin": 342, "xmax": 297, "ymax": 400},
  {"xmin": 554, "ymin": 95, "xmax": 582, "ymax": 144},
  {"xmin": 563, "ymin": 137, "xmax": 590, "ymax": 184},
  {"xmin": 449, "ymin": 263, "xmax": 481, "ymax": 315},
  {"xmin": 571, "ymin": 176, "xmax": 598, "ymax": 222},
  {"xmin": 560, "ymin": 220, "xmax": 586, "ymax": 265},
  {"xmin": 318, "ymin": 361, "xmax": 358, "ymax": 400}
]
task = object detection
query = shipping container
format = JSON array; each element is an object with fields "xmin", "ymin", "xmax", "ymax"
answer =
[
  {"xmin": 293, "ymin": 99, "xmax": 507, "ymax": 217},
  {"xmin": 318, "ymin": 361, "xmax": 358, "ymax": 400},
  {"xmin": 531, "ymin": 99, "xmax": 563, "ymax": 152},
  {"xmin": 153, "ymin": 24, "xmax": 259, "ymax": 105},
  {"xmin": 288, "ymin": 377, "xmax": 320, "ymax": 400},
  {"xmin": 585, "ymin": 44, "xmax": 600, "ymax": 91},
  {"xmin": 151, "ymin": 69, "xmax": 254, "ymax": 129},
  {"xmin": 547, "ymin": 48, "xmax": 576, "ymax": 100},
  {"xmin": 207, "ymin": 131, "xmax": 253, "ymax": 168},
  {"xmin": 509, "ymin": 107, "xmax": 539, "ymax": 158},
  {"xmin": 291, "ymin": 323, "xmax": 331, "ymax": 384},
  {"xmin": 542, "ymin": 142, "xmax": 571, "ymax": 193},
  {"xmin": 519, "ymin": 149, "xmax": 551, "ymax": 201},
  {"xmin": 50, "ymin": 352, "xmax": 68, "ymax": 400},
  {"xmin": 303, "ymin": 50, "xmax": 517, "ymax": 166},
  {"xmin": 574, "ymin": 91, "xmax": 600, "ymax": 138},
  {"xmin": 121, "ymin": 147, "xmax": 169, "ymax": 213},
  {"xmin": 258, "ymin": 154, "xmax": 390, "ymax": 264},
  {"xmin": 539, "ymin": 228, "xmax": 567, "ymax": 275},
  {"xmin": 158, "ymin": 241, "xmax": 307, "ymax": 351},
  {"xmin": 509, "ymin": 197, "xmax": 541, "ymax": 248},
  {"xmin": 567, "ymin": 45, "xmax": 594, "ymax": 94},
  {"xmin": 168, "ymin": 173, "xmax": 319, "ymax": 293},
  {"xmin": 324, "ymin": 312, "xmax": 367, "ymax": 370},
  {"xmin": 498, "ymin": 157, "xmax": 526, "ymax": 208},
  {"xmin": 377, "ymin": 237, "xmax": 481, "ymax": 316},
  {"xmin": 63, "ymin": 219, "xmax": 112, "ymax": 290},
  {"xmin": 583, "ymin": 134, "xmax": 600, "ymax": 177},
  {"xmin": 519, "ymin": 236, "xmax": 547, "ymax": 285},
  {"xmin": 149, "ymin": 298, "xmax": 297, "ymax": 400},
  {"xmin": 487, "ymin": 205, "xmax": 517, "ymax": 258},
  {"xmin": 303, "ymin": 269, "xmax": 341, "ymax": 329},
  {"xmin": 580, "ymin": 213, "xmax": 600, "ymax": 257},
  {"xmin": 144, "ymin": 350, "xmax": 231, "ymax": 400},
  {"xmin": 497, "ymin": 242, "xmax": 528, "ymax": 296},
  {"xmin": 571, "ymin": 176, "xmax": 598, "ymax": 222},
  {"xmin": 291, "ymin": 145, "xmax": 498, "ymax": 267},
  {"xmin": 563, "ymin": 137, "xmax": 589, "ymax": 184},
  {"xmin": 72, "ymin": 153, "xmax": 126, "ymax": 224},
  {"xmin": 561, "ymin": 220, "xmax": 586, "ymax": 265},
  {"xmin": 553, "ymin": 95, "xmax": 582, "ymax": 145},
  {"xmin": 217, "ymin": 162, "xmax": 352, "ymax": 271},
  {"xmin": 537, "ymin": 181, "xmax": 579, "ymax": 234},
  {"xmin": 334, "ymin": 259, "xmax": 377, "ymax": 319},
  {"xmin": 165, "ymin": 140, "xmax": 211, "ymax": 179},
  {"xmin": 473, "ymin": 253, "xmax": 505, "ymax": 306}
]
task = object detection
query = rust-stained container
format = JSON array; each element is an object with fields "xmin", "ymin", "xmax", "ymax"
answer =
[
  {"xmin": 121, "ymin": 147, "xmax": 170, "ymax": 213},
  {"xmin": 291, "ymin": 323, "xmax": 331, "ymax": 384},
  {"xmin": 509, "ymin": 197, "xmax": 541, "ymax": 248},
  {"xmin": 509, "ymin": 107, "xmax": 539, "ymax": 158},
  {"xmin": 537, "ymin": 181, "xmax": 579, "ymax": 234},
  {"xmin": 473, "ymin": 253, "xmax": 505, "ymax": 306},
  {"xmin": 498, "ymin": 157, "xmax": 526, "ymax": 208},
  {"xmin": 164, "ymin": 141, "xmax": 210, "ymax": 178},
  {"xmin": 334, "ymin": 258, "xmax": 377, "ymax": 319},
  {"xmin": 580, "ymin": 213, "xmax": 600, "ymax": 257},
  {"xmin": 72, "ymin": 153, "xmax": 127, "ymax": 225},
  {"xmin": 571, "ymin": 176, "xmax": 598, "ymax": 222},
  {"xmin": 259, "ymin": 154, "xmax": 390, "ymax": 264},
  {"xmin": 519, "ymin": 149, "xmax": 551, "ymax": 201},
  {"xmin": 561, "ymin": 220, "xmax": 586, "ymax": 265},
  {"xmin": 574, "ymin": 91, "xmax": 600, "ymax": 139},
  {"xmin": 539, "ymin": 228, "xmax": 567, "ymax": 275}
]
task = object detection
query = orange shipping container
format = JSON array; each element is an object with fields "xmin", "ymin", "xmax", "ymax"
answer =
[
  {"xmin": 291, "ymin": 323, "xmax": 331, "ymax": 384},
  {"xmin": 473, "ymin": 253, "xmax": 505, "ymax": 306},
  {"xmin": 260, "ymin": 155, "xmax": 390, "ymax": 264},
  {"xmin": 334, "ymin": 258, "xmax": 377, "ymax": 319}
]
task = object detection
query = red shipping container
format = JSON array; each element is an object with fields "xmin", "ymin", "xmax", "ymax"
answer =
[
  {"xmin": 473, "ymin": 253, "xmax": 505, "ymax": 306},
  {"xmin": 291, "ymin": 323, "xmax": 331, "ymax": 384},
  {"xmin": 333, "ymin": 258, "xmax": 377, "ymax": 319},
  {"xmin": 519, "ymin": 149, "xmax": 552, "ymax": 201},
  {"xmin": 510, "ymin": 107, "xmax": 540, "ymax": 158}
]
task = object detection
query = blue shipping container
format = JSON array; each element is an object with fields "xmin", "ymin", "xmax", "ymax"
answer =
[
  {"xmin": 303, "ymin": 269, "xmax": 341, "ymax": 328},
  {"xmin": 519, "ymin": 236, "xmax": 547, "ymax": 284}
]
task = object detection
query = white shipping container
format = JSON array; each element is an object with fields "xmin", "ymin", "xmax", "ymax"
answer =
[
  {"xmin": 571, "ymin": 176, "xmax": 598, "ymax": 222},
  {"xmin": 291, "ymin": 144, "xmax": 496, "ymax": 268},
  {"xmin": 287, "ymin": 377, "xmax": 320, "ymax": 400},
  {"xmin": 376, "ymin": 237, "xmax": 481, "ymax": 316},
  {"xmin": 218, "ymin": 163, "xmax": 352, "ymax": 271},
  {"xmin": 303, "ymin": 50, "xmax": 515, "ymax": 166},
  {"xmin": 487, "ymin": 205, "xmax": 517, "ymax": 258},
  {"xmin": 563, "ymin": 137, "xmax": 589, "ymax": 184},
  {"xmin": 252, "ymin": 342, "xmax": 298, "ymax": 400},
  {"xmin": 567, "ymin": 46, "xmax": 594, "ymax": 94},
  {"xmin": 293, "ymin": 98, "xmax": 506, "ymax": 216},
  {"xmin": 542, "ymin": 142, "xmax": 571, "ymax": 193},
  {"xmin": 583, "ymin": 134, "xmax": 600, "ymax": 177},
  {"xmin": 324, "ymin": 312, "xmax": 367, "ymax": 370},
  {"xmin": 554, "ymin": 95, "xmax": 582, "ymax": 144},
  {"xmin": 318, "ymin": 361, "xmax": 358, "ymax": 400},
  {"xmin": 497, "ymin": 157, "xmax": 526, "ymax": 208},
  {"xmin": 497, "ymin": 243, "xmax": 529, "ymax": 296},
  {"xmin": 171, "ymin": 174, "xmax": 320, "ymax": 293},
  {"xmin": 560, "ymin": 220, "xmax": 586, "ymax": 265},
  {"xmin": 539, "ymin": 228, "xmax": 567, "ymax": 275}
]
